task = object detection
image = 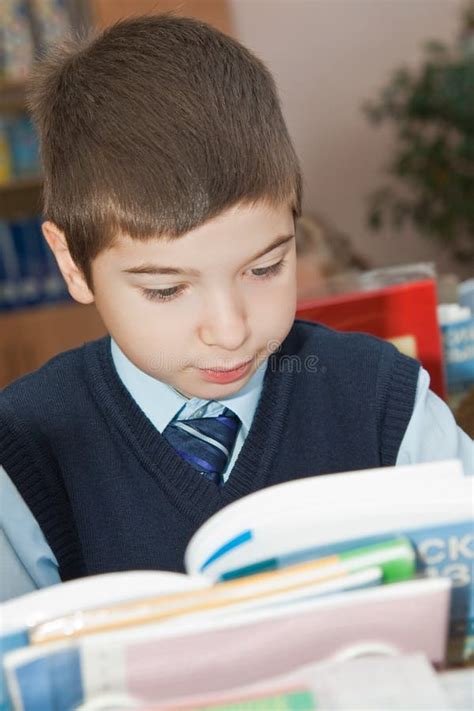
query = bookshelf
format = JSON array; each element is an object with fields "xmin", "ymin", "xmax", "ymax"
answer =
[
  {"xmin": 0, "ymin": 176, "xmax": 43, "ymax": 219},
  {"xmin": 0, "ymin": 302, "xmax": 105, "ymax": 388},
  {"xmin": 0, "ymin": 1, "xmax": 105, "ymax": 388},
  {"xmin": 1, "ymin": 0, "xmax": 232, "ymax": 388},
  {"xmin": 0, "ymin": 79, "xmax": 28, "ymax": 113}
]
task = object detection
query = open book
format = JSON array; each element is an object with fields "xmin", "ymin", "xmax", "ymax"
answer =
[{"xmin": 1, "ymin": 460, "xmax": 472, "ymax": 711}]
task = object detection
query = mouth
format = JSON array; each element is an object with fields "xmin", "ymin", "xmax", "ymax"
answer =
[{"xmin": 198, "ymin": 360, "xmax": 253, "ymax": 384}]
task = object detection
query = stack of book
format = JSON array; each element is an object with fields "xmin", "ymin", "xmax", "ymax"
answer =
[
  {"xmin": 0, "ymin": 114, "xmax": 40, "ymax": 185},
  {"xmin": 0, "ymin": 217, "xmax": 69, "ymax": 312},
  {"xmin": 1, "ymin": 0, "xmax": 73, "ymax": 83},
  {"xmin": 0, "ymin": 460, "xmax": 472, "ymax": 710},
  {"xmin": 438, "ymin": 280, "xmax": 474, "ymax": 405}
]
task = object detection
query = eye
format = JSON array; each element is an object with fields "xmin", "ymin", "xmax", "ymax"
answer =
[
  {"xmin": 250, "ymin": 259, "xmax": 285, "ymax": 279},
  {"xmin": 141, "ymin": 285, "xmax": 186, "ymax": 302}
]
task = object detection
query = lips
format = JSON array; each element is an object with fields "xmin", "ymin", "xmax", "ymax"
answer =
[
  {"xmin": 205, "ymin": 361, "xmax": 251, "ymax": 372},
  {"xmin": 198, "ymin": 360, "xmax": 252, "ymax": 384}
]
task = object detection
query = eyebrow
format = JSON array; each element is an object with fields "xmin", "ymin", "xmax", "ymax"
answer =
[{"xmin": 122, "ymin": 234, "xmax": 294, "ymax": 276}]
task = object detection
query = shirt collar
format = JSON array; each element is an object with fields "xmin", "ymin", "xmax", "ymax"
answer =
[{"xmin": 110, "ymin": 339, "xmax": 267, "ymax": 434}]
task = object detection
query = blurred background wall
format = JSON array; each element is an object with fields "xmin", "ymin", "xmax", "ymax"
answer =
[
  {"xmin": 231, "ymin": 0, "xmax": 467, "ymax": 278},
  {"xmin": 89, "ymin": 0, "xmax": 470, "ymax": 277},
  {"xmin": 91, "ymin": 0, "xmax": 232, "ymax": 33}
]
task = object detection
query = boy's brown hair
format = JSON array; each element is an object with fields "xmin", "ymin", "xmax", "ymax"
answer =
[{"xmin": 28, "ymin": 14, "xmax": 301, "ymax": 285}]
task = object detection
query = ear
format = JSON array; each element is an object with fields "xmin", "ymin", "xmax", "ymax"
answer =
[{"xmin": 42, "ymin": 221, "xmax": 94, "ymax": 305}]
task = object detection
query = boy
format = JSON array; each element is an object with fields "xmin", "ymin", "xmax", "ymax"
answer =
[{"xmin": 0, "ymin": 15, "xmax": 472, "ymax": 601}]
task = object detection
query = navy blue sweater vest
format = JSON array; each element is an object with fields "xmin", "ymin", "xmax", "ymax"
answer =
[{"xmin": 0, "ymin": 321, "xmax": 419, "ymax": 581}]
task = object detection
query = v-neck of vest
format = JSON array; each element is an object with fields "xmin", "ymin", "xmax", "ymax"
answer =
[{"xmin": 85, "ymin": 337, "xmax": 296, "ymax": 527}]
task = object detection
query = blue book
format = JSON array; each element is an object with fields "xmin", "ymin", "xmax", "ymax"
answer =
[
  {"xmin": 5, "ymin": 116, "xmax": 40, "ymax": 179},
  {"xmin": 440, "ymin": 316, "xmax": 474, "ymax": 394},
  {"xmin": 0, "ymin": 218, "xmax": 69, "ymax": 313},
  {"xmin": 32, "ymin": 218, "xmax": 69, "ymax": 304},
  {"xmin": 0, "ymin": 221, "xmax": 20, "ymax": 311},
  {"xmin": 9, "ymin": 219, "xmax": 44, "ymax": 308},
  {"xmin": 217, "ymin": 521, "xmax": 473, "ymax": 664},
  {"xmin": 185, "ymin": 460, "xmax": 473, "ymax": 665}
]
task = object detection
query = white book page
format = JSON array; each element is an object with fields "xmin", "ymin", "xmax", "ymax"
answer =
[
  {"xmin": 149, "ymin": 653, "xmax": 451, "ymax": 711},
  {"xmin": 0, "ymin": 570, "xmax": 210, "ymax": 636},
  {"xmin": 77, "ymin": 578, "xmax": 449, "ymax": 704},
  {"xmin": 439, "ymin": 668, "xmax": 474, "ymax": 711},
  {"xmin": 189, "ymin": 497, "xmax": 472, "ymax": 580},
  {"xmin": 4, "ymin": 577, "xmax": 450, "ymax": 708},
  {"xmin": 189, "ymin": 460, "xmax": 464, "ymax": 554},
  {"xmin": 185, "ymin": 460, "xmax": 470, "ymax": 577}
]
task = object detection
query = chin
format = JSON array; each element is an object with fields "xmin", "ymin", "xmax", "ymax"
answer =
[{"xmin": 191, "ymin": 379, "xmax": 248, "ymax": 401}]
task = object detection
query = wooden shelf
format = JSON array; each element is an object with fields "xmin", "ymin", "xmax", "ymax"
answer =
[
  {"xmin": 0, "ymin": 176, "xmax": 42, "ymax": 218},
  {"xmin": 0, "ymin": 175, "xmax": 43, "ymax": 193},
  {"xmin": 0, "ymin": 77, "xmax": 28, "ymax": 91},
  {"xmin": 0, "ymin": 175, "xmax": 42, "ymax": 192},
  {"xmin": 0, "ymin": 78, "xmax": 28, "ymax": 112},
  {"xmin": 0, "ymin": 301, "xmax": 107, "ymax": 388}
]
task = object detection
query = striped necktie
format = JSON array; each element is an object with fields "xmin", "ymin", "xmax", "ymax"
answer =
[{"xmin": 162, "ymin": 407, "xmax": 241, "ymax": 485}]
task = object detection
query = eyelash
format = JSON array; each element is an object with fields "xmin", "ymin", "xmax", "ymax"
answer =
[
  {"xmin": 142, "ymin": 285, "xmax": 186, "ymax": 302},
  {"xmin": 141, "ymin": 259, "xmax": 286, "ymax": 302},
  {"xmin": 250, "ymin": 259, "xmax": 285, "ymax": 279}
]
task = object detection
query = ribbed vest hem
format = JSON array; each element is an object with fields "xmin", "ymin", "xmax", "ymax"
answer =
[
  {"xmin": 0, "ymin": 409, "xmax": 86, "ymax": 581},
  {"xmin": 377, "ymin": 350, "xmax": 420, "ymax": 465}
]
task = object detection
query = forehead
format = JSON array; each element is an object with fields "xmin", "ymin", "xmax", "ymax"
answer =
[{"xmin": 105, "ymin": 202, "xmax": 295, "ymax": 268}]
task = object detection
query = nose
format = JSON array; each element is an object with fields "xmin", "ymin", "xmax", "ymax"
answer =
[{"xmin": 199, "ymin": 288, "xmax": 250, "ymax": 351}]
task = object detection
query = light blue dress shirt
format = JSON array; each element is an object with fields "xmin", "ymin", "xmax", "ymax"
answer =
[
  {"xmin": 1, "ymin": 341, "xmax": 472, "ymax": 601},
  {"xmin": 110, "ymin": 340, "xmax": 267, "ymax": 481}
]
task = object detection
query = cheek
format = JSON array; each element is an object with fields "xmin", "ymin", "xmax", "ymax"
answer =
[
  {"xmin": 248, "ymin": 277, "xmax": 297, "ymax": 335},
  {"xmin": 93, "ymin": 284, "xmax": 193, "ymax": 351},
  {"xmin": 115, "ymin": 305, "xmax": 196, "ymax": 378}
]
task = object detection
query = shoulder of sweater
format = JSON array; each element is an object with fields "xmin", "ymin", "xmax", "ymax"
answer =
[
  {"xmin": 288, "ymin": 321, "xmax": 420, "ymax": 454},
  {"xmin": 290, "ymin": 319, "xmax": 399, "ymax": 359},
  {"xmin": 288, "ymin": 320, "xmax": 420, "ymax": 400}
]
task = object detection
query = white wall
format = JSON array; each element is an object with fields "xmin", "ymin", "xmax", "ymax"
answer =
[{"xmin": 231, "ymin": 0, "xmax": 471, "ymax": 277}]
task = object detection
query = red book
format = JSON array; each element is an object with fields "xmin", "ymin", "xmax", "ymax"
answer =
[{"xmin": 296, "ymin": 278, "xmax": 446, "ymax": 400}]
